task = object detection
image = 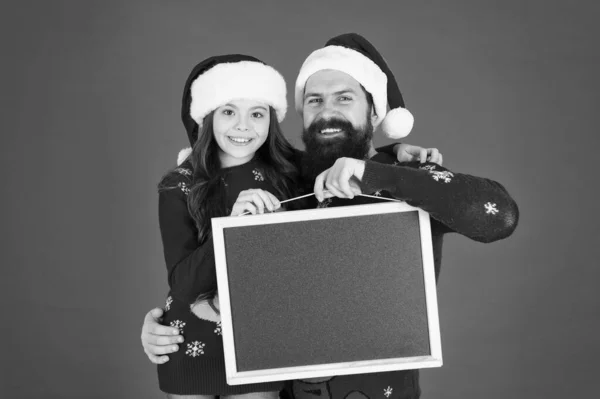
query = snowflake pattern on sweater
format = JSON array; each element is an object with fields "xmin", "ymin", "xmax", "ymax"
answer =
[
  {"xmin": 430, "ymin": 170, "xmax": 454, "ymax": 183},
  {"xmin": 185, "ymin": 341, "xmax": 205, "ymax": 357},
  {"xmin": 383, "ymin": 386, "xmax": 393, "ymax": 397},
  {"xmin": 419, "ymin": 163, "xmax": 454, "ymax": 182},
  {"xmin": 177, "ymin": 181, "xmax": 190, "ymax": 195},
  {"xmin": 485, "ymin": 202, "xmax": 499, "ymax": 215},
  {"xmin": 175, "ymin": 167, "xmax": 192, "ymax": 176},
  {"xmin": 170, "ymin": 320, "xmax": 186, "ymax": 334},
  {"xmin": 252, "ymin": 168, "xmax": 265, "ymax": 181}
]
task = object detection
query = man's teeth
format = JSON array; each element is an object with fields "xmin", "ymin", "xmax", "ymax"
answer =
[
  {"xmin": 320, "ymin": 128, "xmax": 342, "ymax": 134},
  {"xmin": 228, "ymin": 137, "xmax": 253, "ymax": 143}
]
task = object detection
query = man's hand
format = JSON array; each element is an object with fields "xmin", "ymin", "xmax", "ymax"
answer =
[
  {"xmin": 141, "ymin": 308, "xmax": 184, "ymax": 364},
  {"xmin": 394, "ymin": 144, "xmax": 443, "ymax": 165},
  {"xmin": 314, "ymin": 157, "xmax": 365, "ymax": 202}
]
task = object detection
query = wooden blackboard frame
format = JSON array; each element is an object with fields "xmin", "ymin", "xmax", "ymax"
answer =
[{"xmin": 212, "ymin": 201, "xmax": 442, "ymax": 385}]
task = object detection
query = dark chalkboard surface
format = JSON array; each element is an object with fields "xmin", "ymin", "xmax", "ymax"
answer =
[{"xmin": 212, "ymin": 202, "xmax": 442, "ymax": 385}]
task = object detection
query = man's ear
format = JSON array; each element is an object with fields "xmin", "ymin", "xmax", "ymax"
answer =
[{"xmin": 370, "ymin": 106, "xmax": 378, "ymax": 126}]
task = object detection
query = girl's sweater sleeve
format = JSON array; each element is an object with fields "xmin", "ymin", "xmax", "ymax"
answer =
[
  {"xmin": 359, "ymin": 161, "xmax": 519, "ymax": 243},
  {"xmin": 158, "ymin": 184, "xmax": 217, "ymax": 304}
]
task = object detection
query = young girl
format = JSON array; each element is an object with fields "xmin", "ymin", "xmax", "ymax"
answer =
[
  {"xmin": 155, "ymin": 54, "xmax": 442, "ymax": 398},
  {"xmin": 157, "ymin": 54, "xmax": 300, "ymax": 398}
]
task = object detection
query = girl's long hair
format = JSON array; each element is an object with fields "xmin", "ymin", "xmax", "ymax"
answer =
[
  {"xmin": 184, "ymin": 107, "xmax": 299, "ymax": 241},
  {"xmin": 158, "ymin": 107, "xmax": 299, "ymax": 302}
]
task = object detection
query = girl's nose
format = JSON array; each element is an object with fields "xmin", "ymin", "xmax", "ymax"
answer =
[{"xmin": 235, "ymin": 121, "xmax": 249, "ymax": 132}]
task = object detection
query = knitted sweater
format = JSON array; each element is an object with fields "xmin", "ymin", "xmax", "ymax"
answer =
[{"xmin": 157, "ymin": 157, "xmax": 291, "ymax": 395}]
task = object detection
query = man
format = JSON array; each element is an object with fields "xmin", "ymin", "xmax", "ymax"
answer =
[{"xmin": 142, "ymin": 33, "xmax": 518, "ymax": 399}]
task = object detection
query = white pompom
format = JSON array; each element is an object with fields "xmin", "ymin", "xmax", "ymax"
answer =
[
  {"xmin": 177, "ymin": 147, "xmax": 192, "ymax": 165},
  {"xmin": 381, "ymin": 107, "xmax": 414, "ymax": 139}
]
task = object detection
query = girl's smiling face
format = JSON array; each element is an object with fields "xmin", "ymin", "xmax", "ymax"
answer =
[{"xmin": 212, "ymin": 99, "xmax": 271, "ymax": 168}]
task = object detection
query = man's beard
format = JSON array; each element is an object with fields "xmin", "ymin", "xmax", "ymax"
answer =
[{"xmin": 301, "ymin": 115, "xmax": 373, "ymax": 183}]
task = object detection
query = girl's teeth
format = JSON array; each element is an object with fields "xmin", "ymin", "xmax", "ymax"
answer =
[{"xmin": 228, "ymin": 137, "xmax": 252, "ymax": 143}]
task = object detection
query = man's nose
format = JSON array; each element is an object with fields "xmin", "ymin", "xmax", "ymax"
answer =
[
  {"xmin": 318, "ymin": 99, "xmax": 339, "ymax": 118},
  {"xmin": 322, "ymin": 98, "xmax": 337, "ymax": 111},
  {"xmin": 319, "ymin": 105, "xmax": 345, "ymax": 121}
]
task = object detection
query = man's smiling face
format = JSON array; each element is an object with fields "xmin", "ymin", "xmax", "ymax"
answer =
[
  {"xmin": 301, "ymin": 69, "xmax": 376, "ymax": 136},
  {"xmin": 300, "ymin": 70, "xmax": 377, "ymax": 181}
]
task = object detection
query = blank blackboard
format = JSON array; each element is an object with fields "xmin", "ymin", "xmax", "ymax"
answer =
[{"xmin": 212, "ymin": 202, "xmax": 442, "ymax": 385}]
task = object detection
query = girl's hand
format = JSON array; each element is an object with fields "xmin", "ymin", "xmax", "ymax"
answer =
[
  {"xmin": 230, "ymin": 189, "xmax": 281, "ymax": 216},
  {"xmin": 395, "ymin": 144, "xmax": 443, "ymax": 165}
]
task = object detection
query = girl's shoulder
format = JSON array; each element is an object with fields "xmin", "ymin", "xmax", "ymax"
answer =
[{"xmin": 158, "ymin": 160, "xmax": 194, "ymax": 196}]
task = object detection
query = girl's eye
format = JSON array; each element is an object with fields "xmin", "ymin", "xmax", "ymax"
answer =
[
  {"xmin": 223, "ymin": 109, "xmax": 234, "ymax": 116},
  {"xmin": 252, "ymin": 112, "xmax": 264, "ymax": 118}
]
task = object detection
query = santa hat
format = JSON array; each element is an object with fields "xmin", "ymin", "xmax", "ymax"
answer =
[
  {"xmin": 178, "ymin": 54, "xmax": 288, "ymax": 164},
  {"xmin": 294, "ymin": 33, "xmax": 414, "ymax": 139}
]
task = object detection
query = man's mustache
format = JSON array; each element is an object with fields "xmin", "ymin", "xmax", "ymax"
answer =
[{"xmin": 308, "ymin": 117, "xmax": 354, "ymax": 133}]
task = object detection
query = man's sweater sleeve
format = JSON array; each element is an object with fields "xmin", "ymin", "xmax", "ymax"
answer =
[
  {"xmin": 374, "ymin": 143, "xmax": 401, "ymax": 156},
  {"xmin": 359, "ymin": 161, "xmax": 519, "ymax": 243},
  {"xmin": 158, "ymin": 186, "xmax": 217, "ymax": 304}
]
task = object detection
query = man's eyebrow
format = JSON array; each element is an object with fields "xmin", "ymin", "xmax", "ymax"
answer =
[
  {"xmin": 333, "ymin": 89, "xmax": 357, "ymax": 96},
  {"xmin": 304, "ymin": 89, "xmax": 357, "ymax": 99},
  {"xmin": 304, "ymin": 92, "xmax": 322, "ymax": 98}
]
